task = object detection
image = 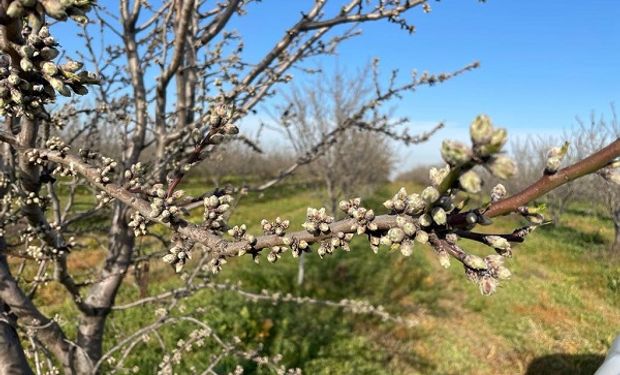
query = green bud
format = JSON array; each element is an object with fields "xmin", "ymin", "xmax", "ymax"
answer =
[
  {"xmin": 6, "ymin": 1, "xmax": 25, "ymax": 18},
  {"xmin": 479, "ymin": 275, "xmax": 497, "ymax": 295},
  {"xmin": 488, "ymin": 155, "xmax": 517, "ymax": 179},
  {"xmin": 463, "ymin": 254, "xmax": 487, "ymax": 270},
  {"xmin": 415, "ymin": 230, "xmax": 428, "ymax": 244},
  {"xmin": 40, "ymin": 47, "xmax": 60, "ymax": 60},
  {"xmin": 545, "ymin": 142, "xmax": 569, "ymax": 173},
  {"xmin": 478, "ymin": 128, "xmax": 508, "ymax": 156},
  {"xmin": 459, "ymin": 170, "xmax": 482, "ymax": 194},
  {"xmin": 400, "ymin": 241, "xmax": 414, "ymax": 256},
  {"xmin": 42, "ymin": 62, "xmax": 58, "ymax": 76},
  {"xmin": 431, "ymin": 207, "xmax": 447, "ymax": 225},
  {"xmin": 405, "ymin": 193, "xmax": 426, "ymax": 214},
  {"xmin": 429, "ymin": 165, "xmax": 450, "ymax": 187},
  {"xmin": 495, "ymin": 266, "xmax": 511, "ymax": 280},
  {"xmin": 42, "ymin": 0, "xmax": 69, "ymax": 20},
  {"xmin": 388, "ymin": 227, "xmax": 405, "ymax": 243},
  {"xmin": 419, "ymin": 214, "xmax": 432, "ymax": 227},
  {"xmin": 470, "ymin": 114, "xmax": 493, "ymax": 145},
  {"xmin": 20, "ymin": 0, "xmax": 37, "ymax": 7},
  {"xmin": 421, "ymin": 186, "xmax": 440, "ymax": 204},
  {"xmin": 20, "ymin": 58, "xmax": 34, "ymax": 72},
  {"xmin": 441, "ymin": 140, "xmax": 472, "ymax": 166},
  {"xmin": 485, "ymin": 235, "xmax": 510, "ymax": 250},
  {"xmin": 402, "ymin": 222, "xmax": 417, "ymax": 236},
  {"xmin": 62, "ymin": 60, "xmax": 83, "ymax": 73}
]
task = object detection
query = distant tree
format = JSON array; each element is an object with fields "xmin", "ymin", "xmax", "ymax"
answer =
[
  {"xmin": 276, "ymin": 66, "xmax": 395, "ymax": 216},
  {"xmin": 569, "ymin": 108, "xmax": 620, "ymax": 251}
]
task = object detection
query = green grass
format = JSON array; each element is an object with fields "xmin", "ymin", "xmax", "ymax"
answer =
[{"xmin": 31, "ymin": 179, "xmax": 620, "ymax": 374}]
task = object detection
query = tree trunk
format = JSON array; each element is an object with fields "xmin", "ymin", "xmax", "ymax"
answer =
[
  {"xmin": 612, "ymin": 208, "xmax": 620, "ymax": 253},
  {"xmin": 0, "ymin": 312, "xmax": 34, "ymax": 375},
  {"xmin": 76, "ymin": 203, "xmax": 135, "ymax": 373}
]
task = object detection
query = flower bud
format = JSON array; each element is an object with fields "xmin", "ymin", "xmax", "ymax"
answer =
[
  {"xmin": 388, "ymin": 228, "xmax": 405, "ymax": 243},
  {"xmin": 470, "ymin": 114, "xmax": 493, "ymax": 145},
  {"xmin": 415, "ymin": 230, "xmax": 428, "ymax": 244},
  {"xmin": 545, "ymin": 141, "xmax": 569, "ymax": 174},
  {"xmin": 485, "ymin": 235, "xmax": 510, "ymax": 250},
  {"xmin": 419, "ymin": 214, "xmax": 432, "ymax": 227},
  {"xmin": 41, "ymin": 0, "xmax": 69, "ymax": 20},
  {"xmin": 488, "ymin": 155, "xmax": 517, "ymax": 179},
  {"xmin": 402, "ymin": 222, "xmax": 417, "ymax": 236},
  {"xmin": 6, "ymin": 1, "xmax": 24, "ymax": 18},
  {"xmin": 406, "ymin": 194, "xmax": 426, "ymax": 214},
  {"xmin": 459, "ymin": 170, "xmax": 481, "ymax": 194},
  {"xmin": 50, "ymin": 77, "xmax": 71, "ymax": 96},
  {"xmin": 495, "ymin": 266, "xmax": 511, "ymax": 280},
  {"xmin": 441, "ymin": 140, "xmax": 472, "ymax": 166},
  {"xmin": 400, "ymin": 241, "xmax": 414, "ymax": 256},
  {"xmin": 62, "ymin": 60, "xmax": 84, "ymax": 73},
  {"xmin": 431, "ymin": 207, "xmax": 447, "ymax": 225},
  {"xmin": 491, "ymin": 184, "xmax": 507, "ymax": 202},
  {"xmin": 479, "ymin": 275, "xmax": 497, "ymax": 295},
  {"xmin": 421, "ymin": 186, "xmax": 440, "ymax": 204},
  {"xmin": 429, "ymin": 165, "xmax": 450, "ymax": 187},
  {"xmin": 478, "ymin": 128, "xmax": 508, "ymax": 156},
  {"xmin": 463, "ymin": 254, "xmax": 487, "ymax": 270}
]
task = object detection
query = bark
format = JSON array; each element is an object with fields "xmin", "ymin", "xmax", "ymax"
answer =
[
  {"xmin": 0, "ymin": 252, "xmax": 77, "ymax": 374},
  {"xmin": 612, "ymin": 208, "xmax": 620, "ymax": 253},
  {"xmin": 77, "ymin": 204, "xmax": 135, "ymax": 371},
  {"xmin": 0, "ymin": 308, "xmax": 34, "ymax": 375}
]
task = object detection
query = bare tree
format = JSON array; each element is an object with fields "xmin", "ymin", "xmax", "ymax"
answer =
[
  {"xmin": 509, "ymin": 135, "xmax": 577, "ymax": 224},
  {"xmin": 277, "ymin": 65, "xmax": 396, "ymax": 217},
  {"xmin": 569, "ymin": 108, "xmax": 620, "ymax": 251},
  {"xmin": 0, "ymin": 1, "xmax": 617, "ymax": 374}
]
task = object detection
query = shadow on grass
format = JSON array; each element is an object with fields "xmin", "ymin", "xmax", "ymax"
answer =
[{"xmin": 525, "ymin": 353, "xmax": 604, "ymax": 375}]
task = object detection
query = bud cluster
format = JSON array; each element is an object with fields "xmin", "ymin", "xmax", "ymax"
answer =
[
  {"xmin": 95, "ymin": 157, "xmax": 117, "ymax": 184},
  {"xmin": 205, "ymin": 103, "xmax": 239, "ymax": 145},
  {"xmin": 6, "ymin": 0, "xmax": 94, "ymax": 23},
  {"xmin": 470, "ymin": 115, "xmax": 508, "ymax": 157},
  {"xmin": 339, "ymin": 198, "xmax": 377, "ymax": 234},
  {"xmin": 302, "ymin": 207, "xmax": 333, "ymax": 235},
  {"xmin": 383, "ymin": 187, "xmax": 426, "ymax": 215},
  {"xmin": 228, "ymin": 224, "xmax": 256, "ymax": 256},
  {"xmin": 149, "ymin": 185, "xmax": 187, "ymax": 224},
  {"xmin": 203, "ymin": 194, "xmax": 233, "ymax": 233},
  {"xmin": 380, "ymin": 216, "xmax": 428, "ymax": 256},
  {"xmin": 282, "ymin": 236, "xmax": 309, "ymax": 258},
  {"xmin": 464, "ymin": 254, "xmax": 512, "ymax": 295},
  {"xmin": 128, "ymin": 211, "xmax": 148, "ymax": 237},
  {"xmin": 260, "ymin": 217, "xmax": 290, "ymax": 236},
  {"xmin": 162, "ymin": 235, "xmax": 194, "ymax": 273},
  {"xmin": 24, "ymin": 149, "xmax": 46, "ymax": 165},
  {"xmin": 95, "ymin": 190, "xmax": 112, "ymax": 205},
  {"xmin": 45, "ymin": 136, "xmax": 70, "ymax": 156},
  {"xmin": 124, "ymin": 162, "xmax": 145, "ymax": 190},
  {"xmin": 484, "ymin": 235, "xmax": 512, "ymax": 256},
  {"xmin": 0, "ymin": 23, "xmax": 98, "ymax": 119}
]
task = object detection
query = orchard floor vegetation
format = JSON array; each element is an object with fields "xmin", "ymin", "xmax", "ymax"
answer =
[{"xmin": 25, "ymin": 177, "xmax": 620, "ymax": 375}]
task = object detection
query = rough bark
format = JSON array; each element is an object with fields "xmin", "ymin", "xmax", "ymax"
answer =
[
  {"xmin": 77, "ymin": 204, "xmax": 135, "ymax": 371},
  {"xmin": 612, "ymin": 208, "xmax": 620, "ymax": 253}
]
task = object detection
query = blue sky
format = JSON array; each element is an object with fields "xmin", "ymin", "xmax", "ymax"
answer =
[
  {"xmin": 69, "ymin": 0, "xmax": 620, "ymax": 167},
  {"xmin": 228, "ymin": 0, "xmax": 620, "ymax": 166}
]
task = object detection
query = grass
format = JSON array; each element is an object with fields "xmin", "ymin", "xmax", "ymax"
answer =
[{"xmin": 24, "ymin": 178, "xmax": 620, "ymax": 374}]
